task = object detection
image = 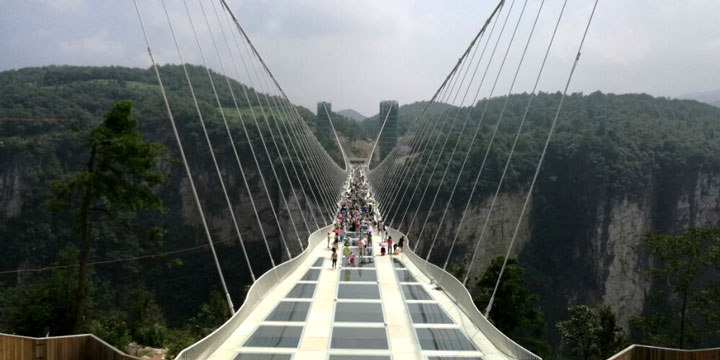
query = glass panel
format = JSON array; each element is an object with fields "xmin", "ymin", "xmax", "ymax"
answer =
[
  {"xmin": 392, "ymin": 258, "xmax": 406, "ymax": 268},
  {"xmin": 233, "ymin": 354, "xmax": 293, "ymax": 360},
  {"xmin": 331, "ymin": 327, "xmax": 388, "ymax": 349},
  {"xmin": 407, "ymin": 303, "xmax": 453, "ymax": 324},
  {"xmin": 286, "ymin": 283, "xmax": 316, "ymax": 298},
  {"xmin": 415, "ymin": 328, "xmax": 477, "ymax": 351},
  {"xmin": 312, "ymin": 257, "xmax": 324, "ymax": 267},
  {"xmin": 337, "ymin": 284, "xmax": 380, "ymax": 299},
  {"xmin": 266, "ymin": 301, "xmax": 310, "ymax": 322},
  {"xmin": 329, "ymin": 356, "xmax": 391, "ymax": 360},
  {"xmin": 427, "ymin": 357, "xmax": 484, "ymax": 360},
  {"xmin": 340, "ymin": 269, "xmax": 377, "ymax": 282},
  {"xmin": 334, "ymin": 302, "xmax": 384, "ymax": 322},
  {"xmin": 301, "ymin": 269, "xmax": 320, "ymax": 281},
  {"xmin": 401, "ymin": 284, "xmax": 432, "ymax": 300},
  {"xmin": 395, "ymin": 270, "xmax": 416, "ymax": 282},
  {"xmin": 343, "ymin": 257, "xmax": 375, "ymax": 268},
  {"xmin": 244, "ymin": 326, "xmax": 303, "ymax": 348}
]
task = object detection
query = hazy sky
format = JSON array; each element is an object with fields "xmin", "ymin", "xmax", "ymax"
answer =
[{"xmin": 0, "ymin": 0, "xmax": 718, "ymax": 116}]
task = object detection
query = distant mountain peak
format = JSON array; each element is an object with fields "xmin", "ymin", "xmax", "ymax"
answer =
[
  {"xmin": 680, "ymin": 89, "xmax": 720, "ymax": 107},
  {"xmin": 337, "ymin": 109, "xmax": 367, "ymax": 122}
]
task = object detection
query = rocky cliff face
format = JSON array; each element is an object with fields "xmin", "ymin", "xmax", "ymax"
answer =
[
  {"xmin": 411, "ymin": 168, "xmax": 720, "ymax": 334},
  {"xmin": 598, "ymin": 171, "xmax": 720, "ymax": 326}
]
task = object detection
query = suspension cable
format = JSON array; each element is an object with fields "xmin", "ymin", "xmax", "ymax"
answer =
[
  {"xmin": 484, "ymin": 0, "xmax": 600, "ymax": 314},
  {"xmin": 132, "ymin": 0, "xmax": 235, "ymax": 315},
  {"xmin": 198, "ymin": 0, "xmax": 304, "ymax": 253},
  {"xmin": 423, "ymin": 0, "xmax": 538, "ymax": 261}
]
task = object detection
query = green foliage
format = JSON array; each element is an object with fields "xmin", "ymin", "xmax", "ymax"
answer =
[
  {"xmin": 125, "ymin": 284, "xmax": 167, "ymax": 347},
  {"xmin": 556, "ymin": 305, "xmax": 626, "ymax": 360},
  {"xmin": 474, "ymin": 256, "xmax": 551, "ymax": 358},
  {"xmin": 135, "ymin": 323, "xmax": 167, "ymax": 348},
  {"xmin": 188, "ymin": 291, "xmax": 230, "ymax": 337},
  {"xmin": 630, "ymin": 228, "xmax": 720, "ymax": 348},
  {"xmin": 46, "ymin": 100, "xmax": 168, "ymax": 332},
  {"xmin": 447, "ymin": 265, "xmax": 466, "ymax": 280},
  {"xmin": 86, "ymin": 311, "xmax": 132, "ymax": 351},
  {"xmin": 165, "ymin": 328, "xmax": 197, "ymax": 359},
  {"xmin": 2, "ymin": 244, "xmax": 80, "ymax": 336}
]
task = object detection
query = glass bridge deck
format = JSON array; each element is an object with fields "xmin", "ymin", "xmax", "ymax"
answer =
[{"xmin": 203, "ymin": 229, "xmax": 514, "ymax": 360}]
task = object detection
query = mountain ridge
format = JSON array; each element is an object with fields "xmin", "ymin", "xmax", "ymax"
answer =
[{"xmin": 336, "ymin": 108, "xmax": 367, "ymax": 121}]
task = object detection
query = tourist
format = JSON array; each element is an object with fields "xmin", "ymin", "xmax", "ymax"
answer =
[{"xmin": 331, "ymin": 248, "xmax": 338, "ymax": 269}]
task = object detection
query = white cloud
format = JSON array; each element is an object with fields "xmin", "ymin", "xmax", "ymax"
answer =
[{"xmin": 0, "ymin": 0, "xmax": 719, "ymax": 114}]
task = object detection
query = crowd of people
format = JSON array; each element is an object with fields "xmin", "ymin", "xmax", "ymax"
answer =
[{"xmin": 329, "ymin": 166, "xmax": 406, "ymax": 268}]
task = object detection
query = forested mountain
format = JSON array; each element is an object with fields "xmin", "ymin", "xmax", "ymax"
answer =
[
  {"xmin": 337, "ymin": 109, "xmax": 367, "ymax": 122},
  {"xmin": 0, "ymin": 65, "xmax": 344, "ymax": 353},
  {"xmin": 359, "ymin": 101, "xmax": 457, "ymax": 141},
  {"xmin": 374, "ymin": 91, "xmax": 720, "ymax": 347},
  {"xmin": 1, "ymin": 66, "xmax": 719, "ymax": 354},
  {"xmin": 682, "ymin": 89, "xmax": 720, "ymax": 108}
]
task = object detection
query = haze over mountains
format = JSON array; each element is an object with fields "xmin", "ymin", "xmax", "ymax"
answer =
[
  {"xmin": 336, "ymin": 108, "xmax": 367, "ymax": 121},
  {"xmin": 681, "ymin": 89, "xmax": 720, "ymax": 107}
]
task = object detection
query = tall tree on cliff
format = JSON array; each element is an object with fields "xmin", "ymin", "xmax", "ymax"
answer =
[
  {"xmin": 557, "ymin": 305, "xmax": 626, "ymax": 359},
  {"xmin": 474, "ymin": 256, "xmax": 551, "ymax": 358},
  {"xmin": 630, "ymin": 228, "xmax": 720, "ymax": 348},
  {"xmin": 47, "ymin": 101, "xmax": 166, "ymax": 332}
]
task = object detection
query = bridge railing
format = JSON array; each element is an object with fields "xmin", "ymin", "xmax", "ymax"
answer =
[
  {"xmin": 385, "ymin": 227, "xmax": 541, "ymax": 360},
  {"xmin": 175, "ymin": 224, "xmax": 333, "ymax": 360},
  {"xmin": 608, "ymin": 344, "xmax": 720, "ymax": 360},
  {"xmin": 0, "ymin": 333, "xmax": 140, "ymax": 360}
]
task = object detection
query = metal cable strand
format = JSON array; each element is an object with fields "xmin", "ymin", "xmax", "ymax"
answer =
[
  {"xmin": 376, "ymin": 88, "xmax": 452, "ymax": 213},
  {"xmin": 366, "ymin": 106, "xmax": 395, "ymax": 168},
  {"xmin": 440, "ymin": 0, "xmax": 565, "ymax": 272},
  {"xmin": 458, "ymin": 0, "xmax": 555, "ymax": 282},
  {"xmin": 242, "ymin": 64, "xmax": 323, "ymax": 230},
  {"xmin": 220, "ymin": 0, "xmax": 343, "ymax": 174},
  {"xmin": 404, "ymin": 0, "xmax": 516, "ymax": 245},
  {"xmin": 366, "ymin": 0, "xmax": 506, "ymax": 181},
  {"xmin": 375, "ymin": 99, "xmax": 441, "ymax": 209},
  {"xmin": 283, "ymin": 105, "xmax": 338, "ymax": 220},
  {"xmin": 484, "ymin": 0, "xmax": 600, "ymax": 314},
  {"xmin": 324, "ymin": 106, "xmax": 350, "ymax": 170},
  {"xmin": 376, "ymin": 87, "xmax": 454, "ymax": 220},
  {"xmin": 182, "ymin": 0, "xmax": 292, "ymax": 259},
  {"xmin": 200, "ymin": 0, "xmax": 304, "ymax": 251},
  {"xmin": 369, "ymin": 0, "xmax": 505, "ymax": 200},
  {"xmin": 379, "ymin": 1, "xmax": 507, "ymax": 221},
  {"xmin": 277, "ymin": 102, "xmax": 339, "ymax": 217},
  {"xmin": 161, "ymin": 0, "xmax": 271, "ymax": 279},
  {"xmin": 424, "ymin": 0, "xmax": 537, "ymax": 261},
  {"xmin": 219, "ymin": 0, "xmax": 347, "ymax": 210},
  {"xmin": 377, "ymin": 60, "xmax": 473, "ymax": 205},
  {"xmin": 389, "ymin": 44, "xmax": 482, "ymax": 230},
  {"xmin": 272, "ymin": 96, "xmax": 332, "ymax": 225},
  {"xmin": 415, "ymin": 0, "xmax": 526, "ymax": 256},
  {"xmin": 211, "ymin": 0, "xmax": 318, "ymax": 236},
  {"xmin": 132, "ymin": 0, "xmax": 235, "ymax": 315},
  {"xmin": 289, "ymin": 109, "xmax": 339, "ymax": 217},
  {"xmin": 168, "ymin": 0, "xmax": 281, "ymax": 272}
]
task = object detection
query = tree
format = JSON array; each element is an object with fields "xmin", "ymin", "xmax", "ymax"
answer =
[
  {"xmin": 47, "ymin": 101, "xmax": 166, "ymax": 332},
  {"xmin": 557, "ymin": 305, "xmax": 626, "ymax": 360},
  {"xmin": 596, "ymin": 306, "xmax": 628, "ymax": 357},
  {"xmin": 474, "ymin": 256, "xmax": 551, "ymax": 358},
  {"xmin": 630, "ymin": 228, "xmax": 720, "ymax": 348}
]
